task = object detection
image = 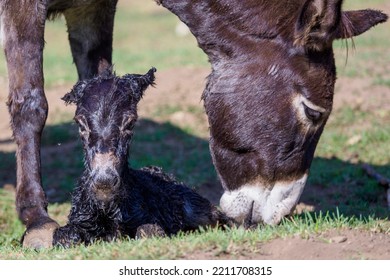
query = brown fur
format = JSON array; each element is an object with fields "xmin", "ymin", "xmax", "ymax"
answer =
[{"xmin": 157, "ymin": 0, "xmax": 387, "ymax": 222}]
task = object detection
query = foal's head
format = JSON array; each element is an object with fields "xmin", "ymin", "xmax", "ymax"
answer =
[{"xmin": 62, "ymin": 68, "xmax": 156, "ymax": 201}]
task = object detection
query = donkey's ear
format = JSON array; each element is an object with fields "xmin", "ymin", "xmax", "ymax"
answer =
[
  {"xmin": 122, "ymin": 67, "xmax": 157, "ymax": 102},
  {"xmin": 334, "ymin": 10, "xmax": 388, "ymax": 39},
  {"xmin": 61, "ymin": 81, "xmax": 88, "ymax": 105},
  {"xmin": 295, "ymin": 0, "xmax": 388, "ymax": 51},
  {"xmin": 295, "ymin": 0, "xmax": 344, "ymax": 51}
]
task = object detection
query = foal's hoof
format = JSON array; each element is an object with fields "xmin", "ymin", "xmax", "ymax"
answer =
[
  {"xmin": 22, "ymin": 221, "xmax": 59, "ymax": 249},
  {"xmin": 135, "ymin": 224, "xmax": 166, "ymax": 239}
]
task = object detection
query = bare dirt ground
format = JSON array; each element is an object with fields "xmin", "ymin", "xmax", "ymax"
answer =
[
  {"xmin": 0, "ymin": 67, "xmax": 389, "ymax": 259},
  {"xmin": 186, "ymin": 229, "xmax": 390, "ymax": 260},
  {"xmin": 258, "ymin": 229, "xmax": 390, "ymax": 260}
]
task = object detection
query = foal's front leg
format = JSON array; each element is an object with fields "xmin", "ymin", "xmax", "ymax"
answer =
[{"xmin": 1, "ymin": 1, "xmax": 58, "ymax": 248}]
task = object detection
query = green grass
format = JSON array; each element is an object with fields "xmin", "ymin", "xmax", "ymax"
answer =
[
  {"xmin": 307, "ymin": 103, "xmax": 390, "ymax": 218},
  {"xmin": 0, "ymin": 187, "xmax": 387, "ymax": 260},
  {"xmin": 316, "ymin": 107, "xmax": 390, "ymax": 164}
]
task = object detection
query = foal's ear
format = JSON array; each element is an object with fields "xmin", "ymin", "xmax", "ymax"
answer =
[
  {"xmin": 62, "ymin": 80, "xmax": 88, "ymax": 105},
  {"xmin": 138, "ymin": 67, "xmax": 157, "ymax": 92},
  {"xmin": 294, "ymin": 0, "xmax": 387, "ymax": 51},
  {"xmin": 122, "ymin": 67, "xmax": 156, "ymax": 102}
]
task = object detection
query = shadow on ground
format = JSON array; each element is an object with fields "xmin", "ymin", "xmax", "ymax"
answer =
[{"xmin": 0, "ymin": 119, "xmax": 389, "ymax": 219}]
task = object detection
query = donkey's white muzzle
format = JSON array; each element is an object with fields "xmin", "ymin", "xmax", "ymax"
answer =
[{"xmin": 220, "ymin": 174, "xmax": 308, "ymax": 225}]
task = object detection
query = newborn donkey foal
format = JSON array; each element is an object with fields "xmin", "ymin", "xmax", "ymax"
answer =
[{"xmin": 53, "ymin": 68, "xmax": 226, "ymax": 247}]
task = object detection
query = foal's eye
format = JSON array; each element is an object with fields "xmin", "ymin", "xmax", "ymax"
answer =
[
  {"xmin": 78, "ymin": 125, "xmax": 87, "ymax": 134},
  {"xmin": 122, "ymin": 119, "xmax": 136, "ymax": 134},
  {"xmin": 302, "ymin": 103, "xmax": 322, "ymax": 122},
  {"xmin": 74, "ymin": 116, "xmax": 90, "ymax": 137}
]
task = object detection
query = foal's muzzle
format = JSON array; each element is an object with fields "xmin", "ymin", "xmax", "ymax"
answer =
[
  {"xmin": 93, "ymin": 170, "xmax": 120, "ymax": 189},
  {"xmin": 92, "ymin": 169, "xmax": 120, "ymax": 201},
  {"xmin": 90, "ymin": 153, "xmax": 121, "ymax": 201}
]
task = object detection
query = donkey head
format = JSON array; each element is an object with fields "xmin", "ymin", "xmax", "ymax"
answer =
[
  {"xmin": 62, "ymin": 67, "xmax": 156, "ymax": 202},
  {"xmin": 159, "ymin": 0, "xmax": 387, "ymax": 224}
]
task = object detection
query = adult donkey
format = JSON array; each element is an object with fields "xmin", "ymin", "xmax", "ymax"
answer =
[
  {"xmin": 157, "ymin": 0, "xmax": 387, "ymax": 226},
  {"xmin": 0, "ymin": 0, "xmax": 387, "ymax": 248}
]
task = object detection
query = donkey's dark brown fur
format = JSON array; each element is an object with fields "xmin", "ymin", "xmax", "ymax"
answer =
[{"xmin": 157, "ymin": 0, "xmax": 387, "ymax": 225}]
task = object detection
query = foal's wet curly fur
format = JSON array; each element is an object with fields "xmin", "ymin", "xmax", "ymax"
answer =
[{"xmin": 53, "ymin": 67, "xmax": 229, "ymax": 247}]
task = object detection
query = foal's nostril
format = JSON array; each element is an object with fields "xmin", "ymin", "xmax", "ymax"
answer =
[
  {"xmin": 110, "ymin": 176, "xmax": 119, "ymax": 187},
  {"xmin": 93, "ymin": 170, "xmax": 120, "ymax": 191},
  {"xmin": 95, "ymin": 176, "xmax": 119, "ymax": 188}
]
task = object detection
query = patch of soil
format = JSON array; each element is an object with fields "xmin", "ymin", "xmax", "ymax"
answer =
[
  {"xmin": 186, "ymin": 228, "xmax": 390, "ymax": 260},
  {"xmin": 334, "ymin": 77, "xmax": 390, "ymax": 113},
  {"xmin": 140, "ymin": 67, "xmax": 210, "ymax": 115},
  {"xmin": 257, "ymin": 229, "xmax": 390, "ymax": 260}
]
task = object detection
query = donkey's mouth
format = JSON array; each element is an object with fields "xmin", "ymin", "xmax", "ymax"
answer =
[{"xmin": 220, "ymin": 174, "xmax": 308, "ymax": 225}]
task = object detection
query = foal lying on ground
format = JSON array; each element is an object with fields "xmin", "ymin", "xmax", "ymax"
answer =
[{"xmin": 53, "ymin": 68, "xmax": 228, "ymax": 247}]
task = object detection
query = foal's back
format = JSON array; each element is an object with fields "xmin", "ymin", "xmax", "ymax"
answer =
[{"xmin": 121, "ymin": 166, "xmax": 227, "ymax": 236}]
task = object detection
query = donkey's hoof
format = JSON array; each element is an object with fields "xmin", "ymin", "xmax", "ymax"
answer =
[
  {"xmin": 135, "ymin": 224, "xmax": 166, "ymax": 239},
  {"xmin": 22, "ymin": 221, "xmax": 59, "ymax": 249}
]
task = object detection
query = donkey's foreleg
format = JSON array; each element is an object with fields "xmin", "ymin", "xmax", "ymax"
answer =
[
  {"xmin": 64, "ymin": 0, "xmax": 118, "ymax": 80},
  {"xmin": 2, "ymin": 0, "xmax": 58, "ymax": 248}
]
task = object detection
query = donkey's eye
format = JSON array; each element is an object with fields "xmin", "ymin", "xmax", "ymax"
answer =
[{"xmin": 302, "ymin": 103, "xmax": 322, "ymax": 122}]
